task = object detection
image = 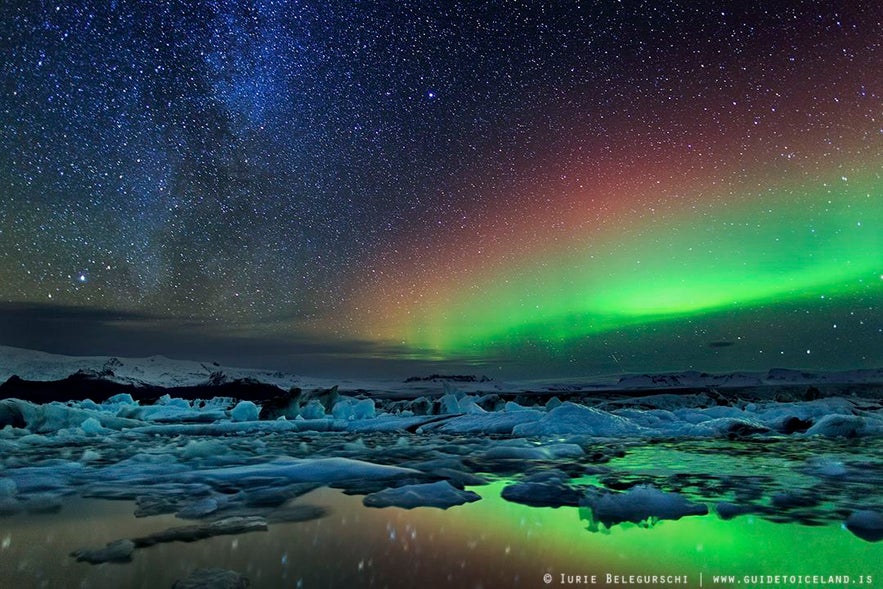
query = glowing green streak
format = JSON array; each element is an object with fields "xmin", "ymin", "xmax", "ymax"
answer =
[
  {"xmin": 457, "ymin": 481, "xmax": 881, "ymax": 582},
  {"xmin": 408, "ymin": 171, "xmax": 882, "ymax": 354}
]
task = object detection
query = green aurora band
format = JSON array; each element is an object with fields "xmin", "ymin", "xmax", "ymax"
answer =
[{"xmin": 406, "ymin": 170, "xmax": 882, "ymax": 355}]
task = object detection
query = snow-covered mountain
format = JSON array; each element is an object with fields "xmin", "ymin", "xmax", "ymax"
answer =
[
  {"xmin": 1, "ymin": 345, "xmax": 881, "ymax": 398},
  {"xmin": 0, "ymin": 344, "xmax": 301, "ymax": 389}
]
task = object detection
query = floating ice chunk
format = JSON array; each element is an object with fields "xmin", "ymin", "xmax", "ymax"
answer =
[
  {"xmin": 715, "ymin": 502, "xmax": 753, "ymax": 520},
  {"xmin": 701, "ymin": 406, "xmax": 748, "ymax": 419},
  {"xmin": 126, "ymin": 405, "xmax": 225, "ymax": 423},
  {"xmin": 771, "ymin": 491, "xmax": 819, "ymax": 509},
  {"xmin": 0, "ymin": 399, "xmax": 142, "ymax": 433},
  {"xmin": 0, "ymin": 497, "xmax": 21, "ymax": 515},
  {"xmin": 80, "ymin": 449, "xmax": 101, "ymax": 462},
  {"xmin": 845, "ymin": 510, "xmax": 883, "ymax": 542},
  {"xmin": 80, "ymin": 417, "xmax": 105, "ymax": 435},
  {"xmin": 480, "ymin": 444, "xmax": 550, "ymax": 461},
  {"xmin": 300, "ymin": 399, "xmax": 326, "ymax": 419},
  {"xmin": 0, "ymin": 478, "xmax": 16, "ymax": 497},
  {"xmin": 613, "ymin": 409, "xmax": 678, "ymax": 429},
  {"xmin": 72, "ymin": 517, "xmax": 267, "ymax": 564},
  {"xmin": 18, "ymin": 433, "xmax": 51, "ymax": 445},
  {"xmin": 673, "ymin": 408, "xmax": 715, "ymax": 424},
  {"xmin": 242, "ymin": 483, "xmax": 321, "ymax": 508},
  {"xmin": 260, "ymin": 504, "xmax": 329, "ymax": 524},
  {"xmin": 172, "ymin": 568, "xmax": 249, "ymax": 589},
  {"xmin": 230, "ymin": 401, "xmax": 259, "ymax": 422},
  {"xmin": 128, "ymin": 419, "xmax": 345, "ymax": 437},
  {"xmin": 348, "ymin": 415, "xmax": 441, "ymax": 433},
  {"xmin": 461, "ymin": 398, "xmax": 486, "ymax": 414},
  {"xmin": 583, "ymin": 485, "xmax": 708, "ymax": 528},
  {"xmin": 7, "ymin": 461, "xmax": 84, "ymax": 493},
  {"xmin": 332, "ymin": 398, "xmax": 355, "ymax": 420},
  {"xmin": 200, "ymin": 457, "xmax": 422, "ymax": 484},
  {"xmin": 805, "ymin": 457, "xmax": 848, "ymax": 478},
  {"xmin": 86, "ymin": 482, "xmax": 211, "ymax": 502},
  {"xmin": 478, "ymin": 440, "xmax": 583, "ymax": 461},
  {"xmin": 195, "ymin": 397, "xmax": 236, "ymax": 410},
  {"xmin": 102, "ymin": 393, "xmax": 137, "ymax": 409},
  {"xmin": 805, "ymin": 415, "xmax": 866, "ymax": 437},
  {"xmin": 180, "ymin": 440, "xmax": 230, "ymax": 460},
  {"xmin": 352, "ymin": 399, "xmax": 376, "ymax": 420},
  {"xmin": 176, "ymin": 497, "xmax": 220, "ymax": 519},
  {"xmin": 692, "ymin": 417, "xmax": 769, "ymax": 438},
  {"xmin": 363, "ymin": 481, "xmax": 480, "ymax": 509},
  {"xmin": 24, "ymin": 492, "xmax": 63, "ymax": 513},
  {"xmin": 504, "ymin": 401, "xmax": 530, "ymax": 412},
  {"xmin": 332, "ymin": 398, "xmax": 376, "ymax": 421},
  {"xmin": 439, "ymin": 393, "xmax": 461, "ymax": 414},
  {"xmin": 543, "ymin": 442, "xmax": 586, "ymax": 458},
  {"xmin": 502, "ymin": 476, "xmax": 583, "ymax": 508},
  {"xmin": 71, "ymin": 539, "xmax": 135, "ymax": 564},
  {"xmin": 77, "ymin": 399, "xmax": 102, "ymax": 411},
  {"xmin": 91, "ymin": 453, "xmax": 190, "ymax": 487},
  {"xmin": 157, "ymin": 395, "xmax": 190, "ymax": 408},
  {"xmin": 513, "ymin": 403, "xmax": 642, "ymax": 437},
  {"xmin": 755, "ymin": 398, "xmax": 859, "ymax": 431},
  {"xmin": 434, "ymin": 410, "xmax": 543, "ymax": 434},
  {"xmin": 134, "ymin": 516, "xmax": 268, "ymax": 547}
]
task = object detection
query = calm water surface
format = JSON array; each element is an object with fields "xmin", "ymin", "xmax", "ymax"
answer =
[{"xmin": 2, "ymin": 481, "xmax": 879, "ymax": 589}]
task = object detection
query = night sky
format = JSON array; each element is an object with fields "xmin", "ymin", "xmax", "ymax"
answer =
[{"xmin": 1, "ymin": 1, "xmax": 880, "ymax": 377}]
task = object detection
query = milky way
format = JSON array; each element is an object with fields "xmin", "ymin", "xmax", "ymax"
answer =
[{"xmin": 0, "ymin": 1, "xmax": 880, "ymax": 375}]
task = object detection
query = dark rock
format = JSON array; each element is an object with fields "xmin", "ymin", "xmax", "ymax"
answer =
[
  {"xmin": 475, "ymin": 394, "xmax": 504, "ymax": 412},
  {"xmin": 0, "ymin": 398, "xmax": 26, "ymax": 429},
  {"xmin": 207, "ymin": 371, "xmax": 227, "ymax": 386},
  {"xmin": 0, "ymin": 374, "xmax": 286, "ymax": 404},
  {"xmin": 302, "ymin": 386, "xmax": 339, "ymax": 413},
  {"xmin": 781, "ymin": 416, "xmax": 814, "ymax": 434},
  {"xmin": 725, "ymin": 420, "xmax": 770, "ymax": 439},
  {"xmin": 403, "ymin": 374, "xmax": 491, "ymax": 383},
  {"xmin": 259, "ymin": 387, "xmax": 302, "ymax": 420},
  {"xmin": 407, "ymin": 397, "xmax": 432, "ymax": 415}
]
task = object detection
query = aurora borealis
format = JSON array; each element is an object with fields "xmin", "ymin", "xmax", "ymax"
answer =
[
  {"xmin": 364, "ymin": 168, "xmax": 882, "ymax": 357},
  {"xmin": 1, "ymin": 1, "xmax": 881, "ymax": 376}
]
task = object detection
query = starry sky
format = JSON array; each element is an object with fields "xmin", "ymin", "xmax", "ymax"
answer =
[{"xmin": 0, "ymin": 1, "xmax": 880, "ymax": 377}]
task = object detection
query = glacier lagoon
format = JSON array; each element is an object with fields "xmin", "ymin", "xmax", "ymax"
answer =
[
  {"xmin": 0, "ymin": 349, "xmax": 881, "ymax": 588},
  {"xmin": 1, "ymin": 432, "xmax": 880, "ymax": 588}
]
